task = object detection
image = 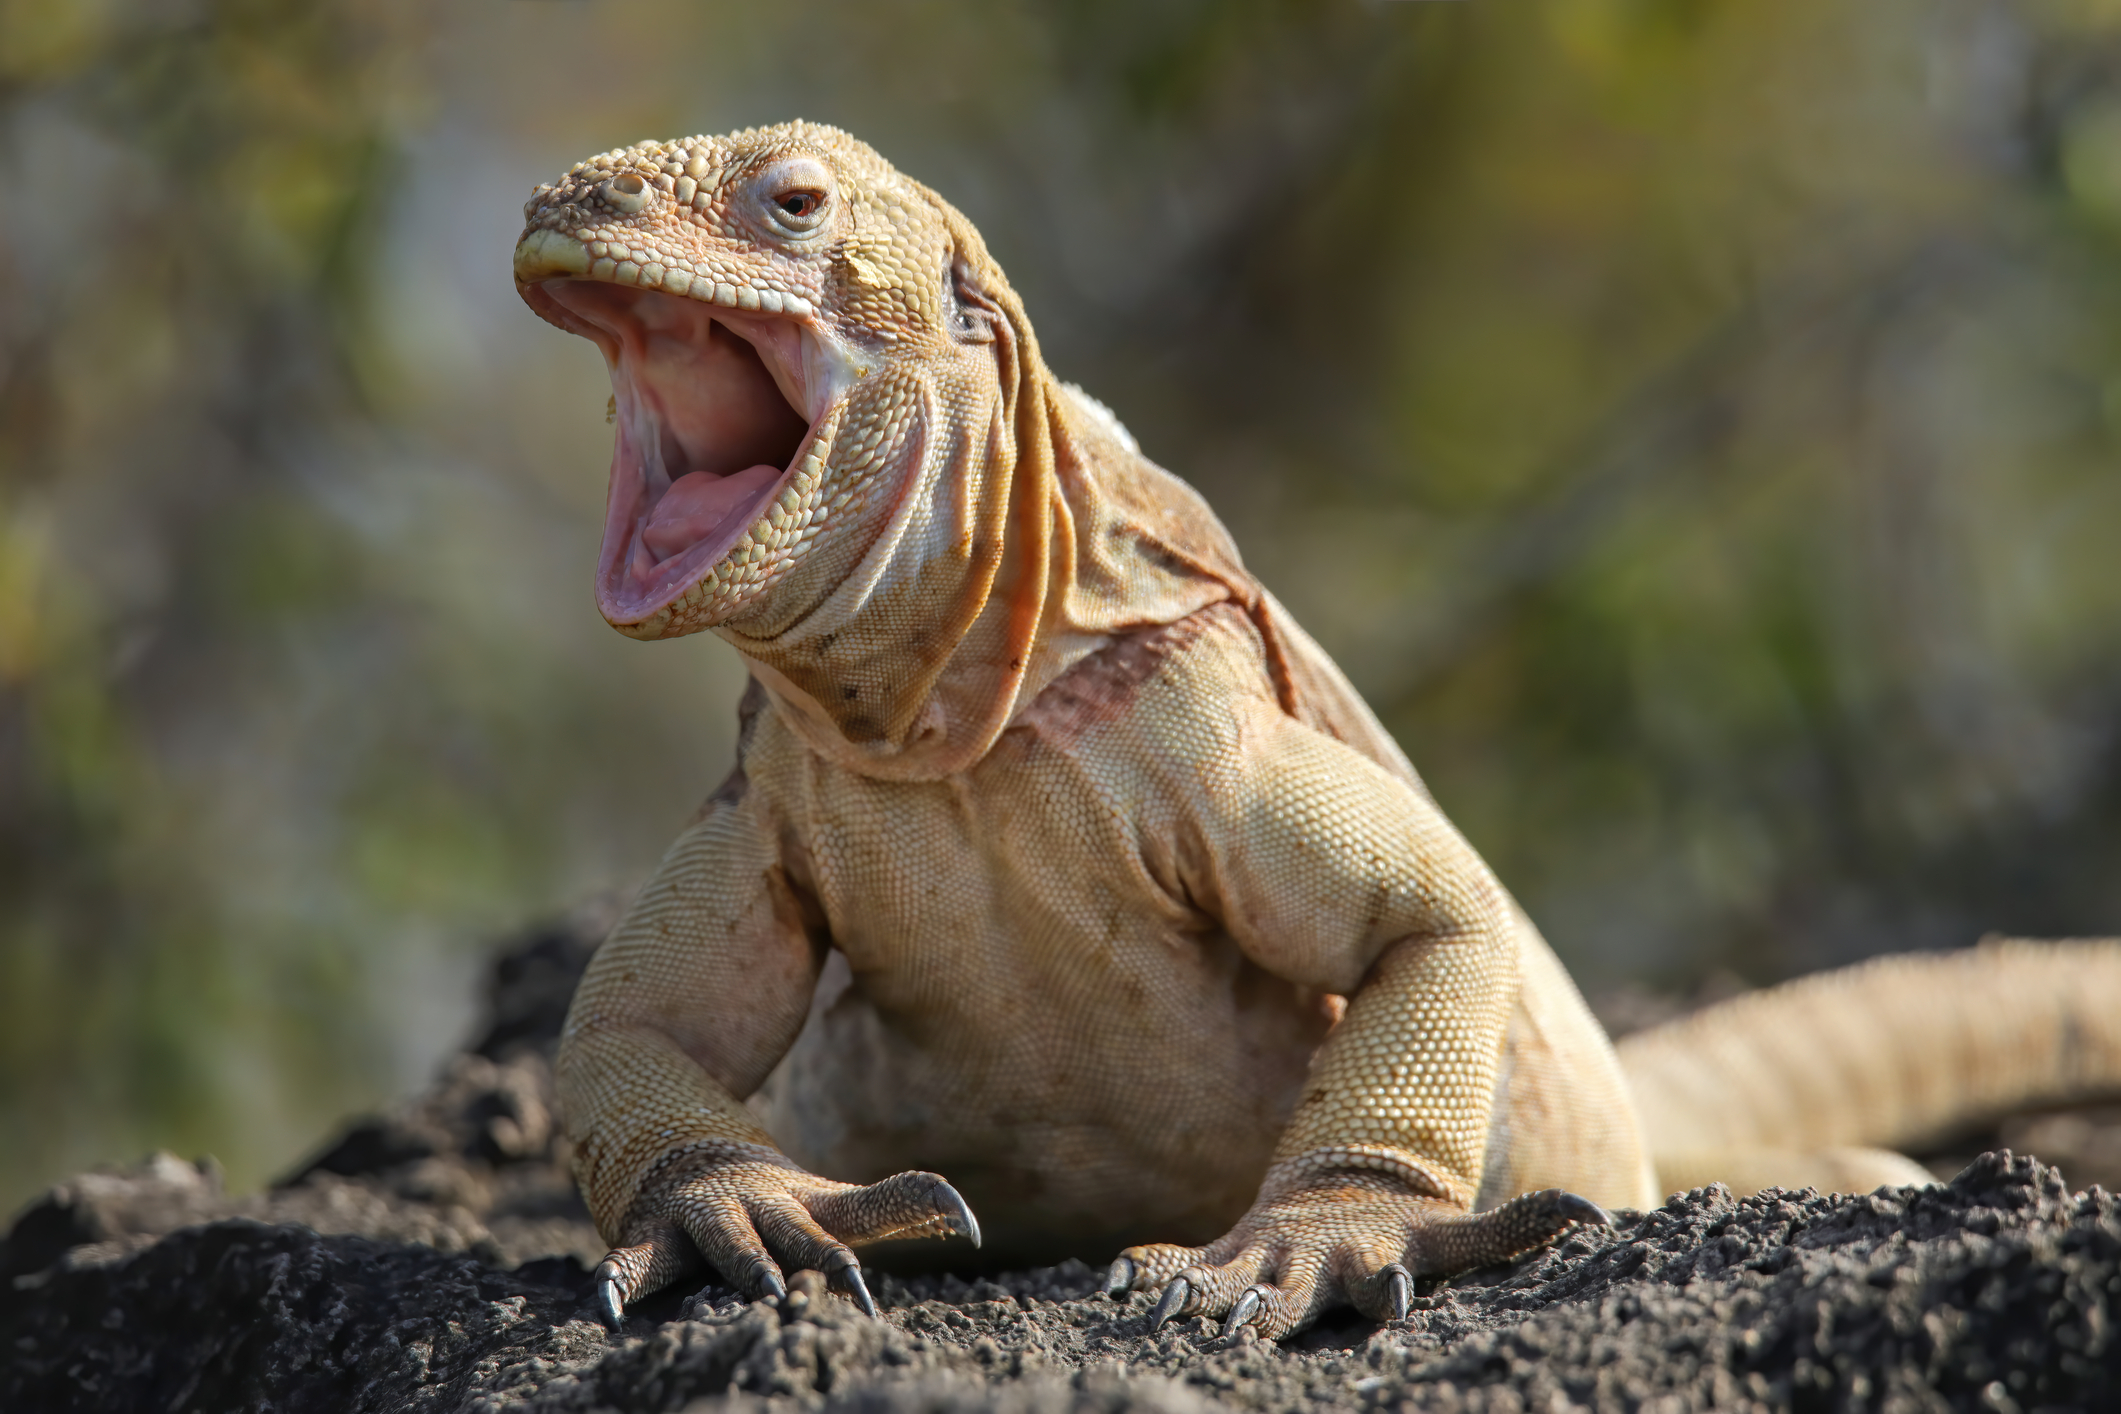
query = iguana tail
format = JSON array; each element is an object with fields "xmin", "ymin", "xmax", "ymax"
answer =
[{"xmin": 1615, "ymin": 938, "xmax": 2121, "ymax": 1198}]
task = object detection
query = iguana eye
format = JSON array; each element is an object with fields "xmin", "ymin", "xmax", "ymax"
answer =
[{"xmin": 752, "ymin": 157, "xmax": 835, "ymax": 236}]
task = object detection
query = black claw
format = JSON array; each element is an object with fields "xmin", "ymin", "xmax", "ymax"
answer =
[
  {"xmin": 841, "ymin": 1264, "xmax": 879, "ymax": 1319},
  {"xmin": 1554, "ymin": 1191, "xmax": 1612, "ymax": 1228},
  {"xmin": 936, "ymin": 1181, "xmax": 982, "ymax": 1249},
  {"xmin": 1384, "ymin": 1264, "xmax": 1410, "ymax": 1322},
  {"xmin": 593, "ymin": 1262, "xmax": 625, "ymax": 1329},
  {"xmin": 1103, "ymin": 1256, "xmax": 1136, "ymax": 1299},
  {"xmin": 1149, "ymin": 1276, "xmax": 1190, "ymax": 1332},
  {"xmin": 1221, "ymin": 1287, "xmax": 1262, "ymax": 1340},
  {"xmin": 757, "ymin": 1267, "xmax": 788, "ymax": 1303}
]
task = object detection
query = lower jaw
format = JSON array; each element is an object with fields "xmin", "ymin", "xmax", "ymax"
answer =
[
  {"xmin": 593, "ymin": 455, "xmax": 807, "ymax": 636},
  {"xmin": 594, "ymin": 399, "xmax": 848, "ymax": 637}
]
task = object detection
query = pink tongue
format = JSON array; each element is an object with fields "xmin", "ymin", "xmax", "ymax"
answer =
[{"xmin": 642, "ymin": 464, "xmax": 780, "ymax": 562}]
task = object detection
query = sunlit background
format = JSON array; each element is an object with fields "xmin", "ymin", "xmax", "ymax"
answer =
[{"xmin": 4, "ymin": 0, "xmax": 2120, "ymax": 1216}]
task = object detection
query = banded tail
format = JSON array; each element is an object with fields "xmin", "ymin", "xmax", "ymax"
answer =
[{"xmin": 1615, "ymin": 938, "xmax": 2121, "ymax": 1197}]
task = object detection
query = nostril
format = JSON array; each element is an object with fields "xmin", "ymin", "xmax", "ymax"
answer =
[{"xmin": 603, "ymin": 171, "xmax": 651, "ymax": 214}]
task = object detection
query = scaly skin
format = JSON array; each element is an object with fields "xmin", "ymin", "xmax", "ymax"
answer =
[
  {"xmin": 1619, "ymin": 940, "xmax": 2121, "ymax": 1196},
  {"xmin": 511, "ymin": 122, "xmax": 2121, "ymax": 1342}
]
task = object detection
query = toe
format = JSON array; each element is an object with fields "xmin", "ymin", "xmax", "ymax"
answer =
[
  {"xmin": 1174, "ymin": 1242, "xmax": 1275, "ymax": 1320},
  {"xmin": 666, "ymin": 1191, "xmax": 789, "ymax": 1302},
  {"xmin": 805, "ymin": 1170, "xmax": 983, "ymax": 1247},
  {"xmin": 1112, "ymin": 1241, "xmax": 1208, "ymax": 1294},
  {"xmin": 593, "ymin": 1218, "xmax": 704, "ymax": 1325},
  {"xmin": 1219, "ymin": 1286, "xmax": 1264, "ymax": 1341},
  {"xmin": 750, "ymin": 1193, "xmax": 889, "ymax": 1318},
  {"xmin": 1141, "ymin": 1243, "xmax": 1275, "ymax": 1332},
  {"xmin": 754, "ymin": 1193, "xmax": 862, "ymax": 1278},
  {"xmin": 1236, "ymin": 1257, "xmax": 1327, "ymax": 1341},
  {"xmin": 1416, "ymin": 1187, "xmax": 1610, "ymax": 1272},
  {"xmin": 1333, "ymin": 1240, "xmax": 1418, "ymax": 1323},
  {"xmin": 1339, "ymin": 1256, "xmax": 1413, "ymax": 1323},
  {"xmin": 1211, "ymin": 1275, "xmax": 1323, "ymax": 1342}
]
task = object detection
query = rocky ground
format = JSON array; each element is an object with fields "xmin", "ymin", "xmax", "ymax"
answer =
[{"xmin": 6, "ymin": 915, "xmax": 2120, "ymax": 1413}]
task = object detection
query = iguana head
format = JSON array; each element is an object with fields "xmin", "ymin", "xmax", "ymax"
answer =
[
  {"xmin": 516, "ymin": 121, "xmax": 1254, "ymax": 778},
  {"xmin": 513, "ymin": 120, "xmax": 1014, "ymax": 641}
]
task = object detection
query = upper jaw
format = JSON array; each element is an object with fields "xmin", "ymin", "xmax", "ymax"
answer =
[
  {"xmin": 515, "ymin": 226, "xmax": 824, "ymax": 326},
  {"xmin": 515, "ymin": 231, "xmax": 875, "ymax": 635}
]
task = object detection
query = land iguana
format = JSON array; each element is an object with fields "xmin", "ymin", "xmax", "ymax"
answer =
[{"xmin": 510, "ymin": 121, "xmax": 2121, "ymax": 1341}]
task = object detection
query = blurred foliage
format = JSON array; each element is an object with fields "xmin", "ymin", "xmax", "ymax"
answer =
[{"xmin": 3, "ymin": 0, "xmax": 2119, "ymax": 1214}]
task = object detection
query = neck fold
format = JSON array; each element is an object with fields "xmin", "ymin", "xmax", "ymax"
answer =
[{"xmin": 718, "ymin": 289, "xmax": 1259, "ymax": 781}]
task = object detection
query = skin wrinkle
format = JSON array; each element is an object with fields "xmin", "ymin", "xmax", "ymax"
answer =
[{"xmin": 513, "ymin": 122, "xmax": 2121, "ymax": 1343}]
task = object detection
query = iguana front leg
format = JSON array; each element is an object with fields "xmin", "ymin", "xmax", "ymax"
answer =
[
  {"xmin": 1106, "ymin": 711, "xmax": 1608, "ymax": 1340},
  {"xmin": 559, "ymin": 783, "xmax": 979, "ymax": 1324}
]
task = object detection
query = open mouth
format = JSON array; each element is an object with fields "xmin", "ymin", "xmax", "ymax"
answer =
[{"xmin": 522, "ymin": 279, "xmax": 857, "ymax": 627}]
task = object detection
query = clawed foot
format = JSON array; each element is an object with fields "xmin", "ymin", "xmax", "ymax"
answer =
[
  {"xmin": 591, "ymin": 1146, "xmax": 980, "ymax": 1327},
  {"xmin": 1105, "ymin": 1172, "xmax": 1608, "ymax": 1342}
]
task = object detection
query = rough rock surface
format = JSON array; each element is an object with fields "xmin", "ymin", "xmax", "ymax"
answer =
[{"xmin": 6, "ymin": 916, "xmax": 2120, "ymax": 1413}]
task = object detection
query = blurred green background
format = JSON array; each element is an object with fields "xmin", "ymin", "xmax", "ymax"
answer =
[{"xmin": 4, "ymin": 0, "xmax": 2120, "ymax": 1216}]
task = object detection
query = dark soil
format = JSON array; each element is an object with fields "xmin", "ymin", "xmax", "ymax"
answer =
[{"xmin": 7, "ymin": 914, "xmax": 2120, "ymax": 1413}]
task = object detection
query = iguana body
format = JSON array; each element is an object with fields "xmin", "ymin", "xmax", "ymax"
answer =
[{"xmin": 511, "ymin": 122, "xmax": 2121, "ymax": 1340}]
